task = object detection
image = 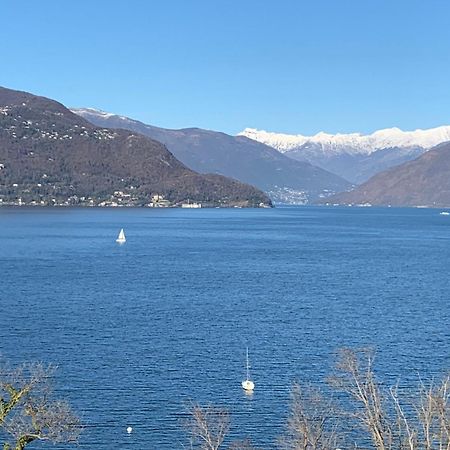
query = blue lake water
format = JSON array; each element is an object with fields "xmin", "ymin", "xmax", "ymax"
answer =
[{"xmin": 0, "ymin": 206, "xmax": 449, "ymax": 449}]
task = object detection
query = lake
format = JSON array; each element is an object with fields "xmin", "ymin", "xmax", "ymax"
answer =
[{"xmin": 0, "ymin": 206, "xmax": 449, "ymax": 449}]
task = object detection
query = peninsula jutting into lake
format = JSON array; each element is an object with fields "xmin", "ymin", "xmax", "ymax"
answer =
[{"xmin": 0, "ymin": 87, "xmax": 271, "ymax": 209}]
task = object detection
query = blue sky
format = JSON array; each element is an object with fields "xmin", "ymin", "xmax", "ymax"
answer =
[{"xmin": 2, "ymin": 0, "xmax": 450, "ymax": 135}]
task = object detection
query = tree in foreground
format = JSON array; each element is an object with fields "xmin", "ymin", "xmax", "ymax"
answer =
[
  {"xmin": 330, "ymin": 348, "xmax": 450, "ymax": 450},
  {"xmin": 278, "ymin": 383, "xmax": 341, "ymax": 450},
  {"xmin": 186, "ymin": 349, "xmax": 449, "ymax": 450},
  {"xmin": 281, "ymin": 348, "xmax": 449, "ymax": 450},
  {"xmin": 0, "ymin": 362, "xmax": 80, "ymax": 450},
  {"xmin": 185, "ymin": 402, "xmax": 260, "ymax": 450}
]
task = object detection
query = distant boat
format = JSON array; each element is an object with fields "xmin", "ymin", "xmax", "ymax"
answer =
[
  {"xmin": 440, "ymin": 211, "xmax": 450, "ymax": 216},
  {"xmin": 181, "ymin": 201, "xmax": 202, "ymax": 208},
  {"xmin": 116, "ymin": 228, "xmax": 126, "ymax": 244},
  {"xmin": 241, "ymin": 347, "xmax": 255, "ymax": 392}
]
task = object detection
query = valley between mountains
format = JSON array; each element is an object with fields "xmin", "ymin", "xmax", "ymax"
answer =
[
  {"xmin": 2, "ymin": 85, "xmax": 450, "ymax": 208},
  {"xmin": 74, "ymin": 107, "xmax": 450, "ymax": 207}
]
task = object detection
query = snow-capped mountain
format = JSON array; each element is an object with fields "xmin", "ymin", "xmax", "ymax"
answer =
[
  {"xmin": 240, "ymin": 126, "xmax": 450, "ymax": 155},
  {"xmin": 71, "ymin": 107, "xmax": 131, "ymax": 123},
  {"xmin": 239, "ymin": 126, "xmax": 450, "ymax": 183}
]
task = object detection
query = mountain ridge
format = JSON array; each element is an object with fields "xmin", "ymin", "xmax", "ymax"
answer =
[
  {"xmin": 239, "ymin": 126, "xmax": 450, "ymax": 184},
  {"xmin": 239, "ymin": 125, "xmax": 450, "ymax": 154},
  {"xmin": 72, "ymin": 108, "xmax": 351, "ymax": 204},
  {"xmin": 325, "ymin": 141, "xmax": 450, "ymax": 207},
  {"xmin": 0, "ymin": 86, "xmax": 271, "ymax": 207}
]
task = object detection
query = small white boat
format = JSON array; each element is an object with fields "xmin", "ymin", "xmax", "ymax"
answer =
[
  {"xmin": 116, "ymin": 228, "xmax": 126, "ymax": 244},
  {"xmin": 181, "ymin": 201, "xmax": 202, "ymax": 208},
  {"xmin": 439, "ymin": 211, "xmax": 450, "ymax": 216},
  {"xmin": 241, "ymin": 347, "xmax": 254, "ymax": 392}
]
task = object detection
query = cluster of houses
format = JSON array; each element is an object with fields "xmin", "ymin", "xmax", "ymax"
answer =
[{"xmin": 0, "ymin": 189, "xmax": 202, "ymax": 208}]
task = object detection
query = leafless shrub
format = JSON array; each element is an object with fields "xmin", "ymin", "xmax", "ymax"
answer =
[
  {"xmin": 183, "ymin": 349, "xmax": 448, "ymax": 450},
  {"xmin": 278, "ymin": 382, "xmax": 341, "ymax": 450},
  {"xmin": 414, "ymin": 375, "xmax": 450, "ymax": 450},
  {"xmin": 0, "ymin": 363, "xmax": 54, "ymax": 425},
  {"xmin": 0, "ymin": 361, "xmax": 80, "ymax": 450},
  {"xmin": 329, "ymin": 348, "xmax": 449, "ymax": 450},
  {"xmin": 185, "ymin": 403, "xmax": 230, "ymax": 450},
  {"xmin": 329, "ymin": 348, "xmax": 393, "ymax": 450}
]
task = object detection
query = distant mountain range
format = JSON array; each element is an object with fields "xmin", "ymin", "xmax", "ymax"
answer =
[
  {"xmin": 3, "ymin": 86, "xmax": 450, "ymax": 208},
  {"xmin": 240, "ymin": 126, "xmax": 450, "ymax": 183},
  {"xmin": 0, "ymin": 87, "xmax": 271, "ymax": 207},
  {"xmin": 324, "ymin": 141, "xmax": 450, "ymax": 207},
  {"xmin": 72, "ymin": 108, "xmax": 351, "ymax": 204}
]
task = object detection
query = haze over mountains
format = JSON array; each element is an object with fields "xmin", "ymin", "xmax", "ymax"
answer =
[
  {"xmin": 72, "ymin": 108, "xmax": 351, "ymax": 204},
  {"xmin": 0, "ymin": 87, "xmax": 271, "ymax": 207},
  {"xmin": 240, "ymin": 126, "xmax": 450, "ymax": 184}
]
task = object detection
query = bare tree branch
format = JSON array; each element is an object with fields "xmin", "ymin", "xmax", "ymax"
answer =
[
  {"xmin": 185, "ymin": 403, "xmax": 230, "ymax": 450},
  {"xmin": 329, "ymin": 348, "xmax": 393, "ymax": 450},
  {"xmin": 278, "ymin": 382, "xmax": 341, "ymax": 450},
  {"xmin": 0, "ymin": 361, "xmax": 80, "ymax": 450}
]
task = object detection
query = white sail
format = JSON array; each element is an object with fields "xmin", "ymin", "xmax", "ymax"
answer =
[{"xmin": 116, "ymin": 228, "xmax": 126, "ymax": 243}]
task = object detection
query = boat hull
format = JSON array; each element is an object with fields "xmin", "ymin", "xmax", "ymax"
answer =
[{"xmin": 241, "ymin": 379, "xmax": 254, "ymax": 391}]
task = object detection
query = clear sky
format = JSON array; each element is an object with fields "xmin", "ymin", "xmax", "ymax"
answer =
[{"xmin": 2, "ymin": 0, "xmax": 450, "ymax": 135}]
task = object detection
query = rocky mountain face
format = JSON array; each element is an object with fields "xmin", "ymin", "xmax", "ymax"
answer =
[
  {"xmin": 325, "ymin": 141, "xmax": 450, "ymax": 207},
  {"xmin": 0, "ymin": 87, "xmax": 271, "ymax": 207},
  {"xmin": 239, "ymin": 126, "xmax": 450, "ymax": 184},
  {"xmin": 72, "ymin": 108, "xmax": 351, "ymax": 204}
]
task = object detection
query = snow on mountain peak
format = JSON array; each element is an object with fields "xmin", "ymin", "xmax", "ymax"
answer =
[
  {"xmin": 70, "ymin": 107, "xmax": 132, "ymax": 123},
  {"xmin": 239, "ymin": 125, "xmax": 450, "ymax": 155},
  {"xmin": 71, "ymin": 107, "xmax": 115, "ymax": 118}
]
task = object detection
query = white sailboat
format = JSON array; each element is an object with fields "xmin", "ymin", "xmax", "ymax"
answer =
[
  {"xmin": 116, "ymin": 228, "xmax": 126, "ymax": 244},
  {"xmin": 241, "ymin": 347, "xmax": 255, "ymax": 391}
]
